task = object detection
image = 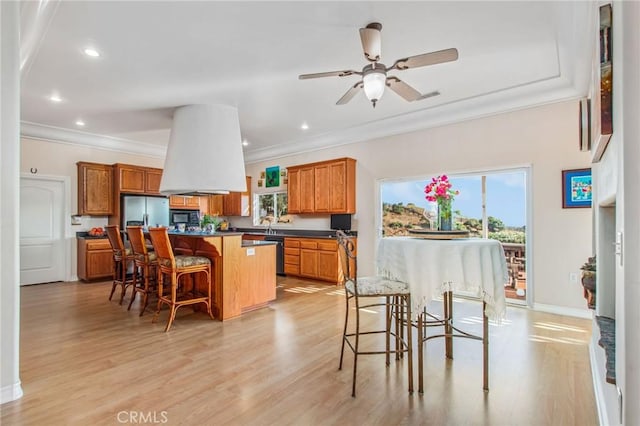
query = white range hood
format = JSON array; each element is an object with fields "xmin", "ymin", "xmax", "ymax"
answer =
[{"xmin": 159, "ymin": 104, "xmax": 247, "ymax": 195}]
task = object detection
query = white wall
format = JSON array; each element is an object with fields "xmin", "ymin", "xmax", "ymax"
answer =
[
  {"xmin": 20, "ymin": 137, "xmax": 164, "ymax": 280},
  {"xmin": 590, "ymin": 2, "xmax": 640, "ymax": 424},
  {"xmin": 1, "ymin": 0, "xmax": 23, "ymax": 403},
  {"xmin": 620, "ymin": 1, "xmax": 640, "ymax": 423},
  {"xmin": 242, "ymin": 100, "xmax": 592, "ymax": 312}
]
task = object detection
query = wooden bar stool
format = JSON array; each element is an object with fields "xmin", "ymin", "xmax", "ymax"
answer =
[
  {"xmin": 105, "ymin": 225, "xmax": 136, "ymax": 305},
  {"xmin": 148, "ymin": 227, "xmax": 214, "ymax": 332},
  {"xmin": 126, "ymin": 226, "xmax": 158, "ymax": 316}
]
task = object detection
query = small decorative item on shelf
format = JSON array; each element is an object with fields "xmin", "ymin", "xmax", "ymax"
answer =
[
  {"xmin": 424, "ymin": 175, "xmax": 459, "ymax": 231},
  {"xmin": 581, "ymin": 256, "xmax": 596, "ymax": 309}
]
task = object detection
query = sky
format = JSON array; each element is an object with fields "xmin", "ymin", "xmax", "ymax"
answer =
[{"xmin": 381, "ymin": 171, "xmax": 526, "ymax": 227}]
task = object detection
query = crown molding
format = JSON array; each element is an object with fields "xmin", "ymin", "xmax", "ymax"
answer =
[{"xmin": 20, "ymin": 121, "xmax": 166, "ymax": 158}]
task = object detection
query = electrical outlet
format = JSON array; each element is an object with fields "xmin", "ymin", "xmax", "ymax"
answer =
[{"xmin": 569, "ymin": 272, "xmax": 578, "ymax": 284}]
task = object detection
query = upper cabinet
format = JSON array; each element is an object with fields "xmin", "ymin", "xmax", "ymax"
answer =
[
  {"xmin": 202, "ymin": 176, "xmax": 251, "ymax": 217},
  {"xmin": 223, "ymin": 176, "xmax": 252, "ymax": 216},
  {"xmin": 208, "ymin": 195, "xmax": 224, "ymax": 216},
  {"xmin": 169, "ymin": 195, "xmax": 201, "ymax": 209},
  {"xmin": 77, "ymin": 162, "xmax": 114, "ymax": 216},
  {"xmin": 287, "ymin": 158, "xmax": 356, "ymax": 214},
  {"xmin": 116, "ymin": 164, "xmax": 144, "ymax": 193},
  {"xmin": 114, "ymin": 163, "xmax": 163, "ymax": 195},
  {"xmin": 145, "ymin": 168, "xmax": 163, "ymax": 194}
]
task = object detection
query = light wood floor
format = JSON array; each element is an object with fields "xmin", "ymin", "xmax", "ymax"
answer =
[{"xmin": 2, "ymin": 277, "xmax": 597, "ymax": 426}]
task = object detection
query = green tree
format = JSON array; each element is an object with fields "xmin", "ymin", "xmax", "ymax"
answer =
[
  {"xmin": 488, "ymin": 216, "xmax": 505, "ymax": 232},
  {"xmin": 391, "ymin": 203, "xmax": 404, "ymax": 214}
]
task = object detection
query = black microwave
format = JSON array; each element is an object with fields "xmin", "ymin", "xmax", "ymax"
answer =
[{"xmin": 170, "ymin": 209, "xmax": 200, "ymax": 226}]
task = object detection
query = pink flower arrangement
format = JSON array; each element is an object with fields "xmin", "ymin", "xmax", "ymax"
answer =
[{"xmin": 424, "ymin": 175, "xmax": 459, "ymax": 204}]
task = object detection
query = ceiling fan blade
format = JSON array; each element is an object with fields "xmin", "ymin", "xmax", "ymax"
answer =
[
  {"xmin": 336, "ymin": 81, "xmax": 364, "ymax": 105},
  {"xmin": 389, "ymin": 48, "xmax": 459, "ymax": 71},
  {"xmin": 299, "ymin": 70, "xmax": 360, "ymax": 80},
  {"xmin": 418, "ymin": 90, "xmax": 440, "ymax": 100},
  {"xmin": 386, "ymin": 77, "xmax": 422, "ymax": 102},
  {"xmin": 359, "ymin": 22, "xmax": 382, "ymax": 62}
]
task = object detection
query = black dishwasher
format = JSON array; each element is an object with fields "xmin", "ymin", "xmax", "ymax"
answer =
[{"xmin": 264, "ymin": 235, "xmax": 285, "ymax": 275}]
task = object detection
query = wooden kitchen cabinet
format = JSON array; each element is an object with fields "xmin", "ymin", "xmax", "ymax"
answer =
[
  {"xmin": 77, "ymin": 162, "xmax": 114, "ymax": 216},
  {"xmin": 317, "ymin": 160, "xmax": 351, "ymax": 213},
  {"xmin": 144, "ymin": 167, "xmax": 163, "ymax": 194},
  {"xmin": 208, "ymin": 195, "xmax": 224, "ymax": 216},
  {"xmin": 299, "ymin": 167, "xmax": 315, "ymax": 213},
  {"xmin": 287, "ymin": 169, "xmax": 300, "ymax": 213},
  {"xmin": 223, "ymin": 176, "xmax": 252, "ymax": 216},
  {"xmin": 114, "ymin": 163, "xmax": 164, "ymax": 195},
  {"xmin": 316, "ymin": 240, "xmax": 339, "ymax": 282},
  {"xmin": 115, "ymin": 164, "xmax": 145, "ymax": 193},
  {"xmin": 284, "ymin": 238, "xmax": 301, "ymax": 276},
  {"xmin": 284, "ymin": 237, "xmax": 351, "ymax": 284},
  {"xmin": 77, "ymin": 238, "xmax": 113, "ymax": 281},
  {"xmin": 169, "ymin": 195, "xmax": 200, "ymax": 209},
  {"xmin": 299, "ymin": 239, "xmax": 319, "ymax": 278},
  {"xmin": 202, "ymin": 177, "xmax": 252, "ymax": 216},
  {"xmin": 287, "ymin": 158, "xmax": 356, "ymax": 214}
]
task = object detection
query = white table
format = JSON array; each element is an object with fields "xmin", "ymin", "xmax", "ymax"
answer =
[{"xmin": 376, "ymin": 236, "xmax": 508, "ymax": 392}]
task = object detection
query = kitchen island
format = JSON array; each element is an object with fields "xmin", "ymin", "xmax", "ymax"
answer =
[{"xmin": 167, "ymin": 231, "xmax": 276, "ymax": 320}]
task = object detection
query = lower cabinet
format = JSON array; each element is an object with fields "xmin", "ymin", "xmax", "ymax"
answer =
[
  {"xmin": 284, "ymin": 239, "xmax": 300, "ymax": 276},
  {"xmin": 284, "ymin": 237, "xmax": 350, "ymax": 284},
  {"xmin": 78, "ymin": 238, "xmax": 113, "ymax": 281}
]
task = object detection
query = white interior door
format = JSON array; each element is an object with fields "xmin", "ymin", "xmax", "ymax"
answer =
[{"xmin": 20, "ymin": 177, "xmax": 65, "ymax": 285}]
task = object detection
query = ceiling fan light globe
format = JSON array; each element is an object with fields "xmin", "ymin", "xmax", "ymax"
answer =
[{"xmin": 363, "ymin": 71, "xmax": 386, "ymax": 104}]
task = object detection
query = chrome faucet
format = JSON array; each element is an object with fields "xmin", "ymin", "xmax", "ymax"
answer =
[{"xmin": 266, "ymin": 220, "xmax": 275, "ymax": 235}]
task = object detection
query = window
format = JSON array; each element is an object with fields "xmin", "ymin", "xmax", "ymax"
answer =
[
  {"xmin": 254, "ymin": 192, "xmax": 289, "ymax": 225},
  {"xmin": 380, "ymin": 168, "xmax": 529, "ymax": 303}
]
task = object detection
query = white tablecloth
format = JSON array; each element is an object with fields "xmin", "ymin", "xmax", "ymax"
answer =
[{"xmin": 376, "ymin": 237, "xmax": 508, "ymax": 321}]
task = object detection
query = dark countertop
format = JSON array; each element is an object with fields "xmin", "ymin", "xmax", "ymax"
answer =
[
  {"xmin": 76, "ymin": 231, "xmax": 107, "ymax": 239},
  {"xmin": 229, "ymin": 228, "xmax": 357, "ymax": 240},
  {"xmin": 167, "ymin": 231, "xmax": 244, "ymax": 237}
]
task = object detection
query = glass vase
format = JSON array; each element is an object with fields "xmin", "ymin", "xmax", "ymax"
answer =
[{"xmin": 438, "ymin": 198, "xmax": 453, "ymax": 231}]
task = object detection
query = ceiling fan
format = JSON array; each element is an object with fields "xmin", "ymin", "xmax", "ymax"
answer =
[{"xmin": 299, "ymin": 22, "xmax": 458, "ymax": 108}]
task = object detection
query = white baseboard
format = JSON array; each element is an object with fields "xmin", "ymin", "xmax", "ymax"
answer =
[
  {"xmin": 0, "ymin": 381, "xmax": 23, "ymax": 404},
  {"xmin": 533, "ymin": 303, "xmax": 594, "ymax": 319}
]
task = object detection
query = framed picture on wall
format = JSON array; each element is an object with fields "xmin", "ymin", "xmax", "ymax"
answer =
[
  {"xmin": 265, "ymin": 166, "xmax": 280, "ymax": 187},
  {"xmin": 562, "ymin": 168, "xmax": 592, "ymax": 208},
  {"xmin": 591, "ymin": 3, "xmax": 613, "ymax": 162},
  {"xmin": 579, "ymin": 98, "xmax": 591, "ymax": 152}
]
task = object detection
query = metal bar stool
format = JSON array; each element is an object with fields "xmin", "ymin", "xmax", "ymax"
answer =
[{"xmin": 336, "ymin": 230, "xmax": 413, "ymax": 397}]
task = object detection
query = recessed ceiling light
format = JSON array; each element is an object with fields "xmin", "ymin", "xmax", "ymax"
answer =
[
  {"xmin": 75, "ymin": 120, "xmax": 85, "ymax": 127},
  {"xmin": 84, "ymin": 48, "xmax": 100, "ymax": 57},
  {"xmin": 301, "ymin": 122, "xmax": 309, "ymax": 130},
  {"xmin": 242, "ymin": 139, "xmax": 249, "ymax": 146},
  {"xmin": 49, "ymin": 94, "xmax": 62, "ymax": 103}
]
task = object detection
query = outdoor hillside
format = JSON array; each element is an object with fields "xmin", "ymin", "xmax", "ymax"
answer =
[{"xmin": 382, "ymin": 202, "xmax": 525, "ymax": 243}]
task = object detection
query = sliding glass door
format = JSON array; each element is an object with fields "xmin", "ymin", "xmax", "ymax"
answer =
[{"xmin": 380, "ymin": 167, "xmax": 529, "ymax": 304}]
